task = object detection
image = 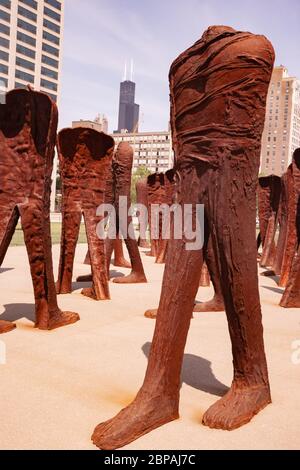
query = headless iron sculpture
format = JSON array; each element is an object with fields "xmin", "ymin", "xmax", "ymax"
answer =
[
  {"xmin": 0, "ymin": 88, "xmax": 79, "ymax": 333},
  {"xmin": 92, "ymin": 26, "xmax": 275, "ymax": 449}
]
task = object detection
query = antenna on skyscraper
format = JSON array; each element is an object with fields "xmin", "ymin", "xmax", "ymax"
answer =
[
  {"xmin": 130, "ymin": 59, "xmax": 134, "ymax": 82},
  {"xmin": 123, "ymin": 61, "xmax": 127, "ymax": 81}
]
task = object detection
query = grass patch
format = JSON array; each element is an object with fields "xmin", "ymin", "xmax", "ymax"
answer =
[{"xmin": 10, "ymin": 223, "xmax": 87, "ymax": 247}]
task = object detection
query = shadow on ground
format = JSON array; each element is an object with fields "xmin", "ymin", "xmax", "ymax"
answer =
[
  {"xmin": 0, "ymin": 303, "xmax": 35, "ymax": 322},
  {"xmin": 142, "ymin": 342, "xmax": 228, "ymax": 397},
  {"xmin": 262, "ymin": 285, "xmax": 284, "ymax": 295},
  {"xmin": 0, "ymin": 268, "xmax": 14, "ymax": 274}
]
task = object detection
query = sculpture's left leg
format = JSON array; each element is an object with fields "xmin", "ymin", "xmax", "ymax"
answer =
[
  {"xmin": 202, "ymin": 157, "xmax": 271, "ymax": 430},
  {"xmin": 20, "ymin": 201, "xmax": 79, "ymax": 330}
]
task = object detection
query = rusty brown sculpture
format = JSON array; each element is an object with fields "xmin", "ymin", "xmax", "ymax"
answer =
[
  {"xmin": 92, "ymin": 26, "xmax": 274, "ymax": 449},
  {"xmin": 56, "ymin": 127, "xmax": 114, "ymax": 300},
  {"xmin": 105, "ymin": 142, "xmax": 147, "ymax": 284},
  {"xmin": 280, "ymin": 148, "xmax": 300, "ymax": 307},
  {"xmin": 272, "ymin": 173, "xmax": 289, "ymax": 276},
  {"xmin": 146, "ymin": 173, "xmax": 165, "ymax": 258},
  {"xmin": 136, "ymin": 177, "xmax": 150, "ymax": 249},
  {"xmin": 257, "ymin": 175, "xmax": 281, "ymax": 269},
  {"xmin": 0, "ymin": 88, "xmax": 79, "ymax": 330}
]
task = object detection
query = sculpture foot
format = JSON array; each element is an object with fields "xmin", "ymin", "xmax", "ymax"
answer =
[
  {"xmin": 92, "ymin": 395, "xmax": 179, "ymax": 450},
  {"xmin": 81, "ymin": 287, "xmax": 97, "ymax": 300},
  {"xmin": 113, "ymin": 258, "xmax": 131, "ymax": 269},
  {"xmin": 144, "ymin": 308, "xmax": 158, "ymax": 319},
  {"xmin": 36, "ymin": 311, "xmax": 80, "ymax": 331},
  {"xmin": 193, "ymin": 297, "xmax": 224, "ymax": 312},
  {"xmin": 55, "ymin": 281, "xmax": 72, "ymax": 295},
  {"xmin": 202, "ymin": 383, "xmax": 271, "ymax": 430},
  {"xmin": 0, "ymin": 320, "xmax": 16, "ymax": 334},
  {"xmin": 76, "ymin": 274, "xmax": 92, "ymax": 283},
  {"xmin": 139, "ymin": 241, "xmax": 150, "ymax": 249},
  {"xmin": 112, "ymin": 273, "xmax": 147, "ymax": 284}
]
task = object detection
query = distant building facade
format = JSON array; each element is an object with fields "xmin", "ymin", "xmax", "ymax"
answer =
[
  {"xmin": 112, "ymin": 130, "xmax": 174, "ymax": 173},
  {"xmin": 116, "ymin": 79, "xmax": 139, "ymax": 133},
  {"xmin": 72, "ymin": 114, "xmax": 109, "ymax": 134},
  {"xmin": 260, "ymin": 66, "xmax": 300, "ymax": 175}
]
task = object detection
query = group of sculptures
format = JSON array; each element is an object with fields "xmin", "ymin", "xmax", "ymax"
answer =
[{"xmin": 0, "ymin": 25, "xmax": 298, "ymax": 449}]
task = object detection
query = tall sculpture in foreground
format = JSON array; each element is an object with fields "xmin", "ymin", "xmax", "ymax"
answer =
[
  {"xmin": 92, "ymin": 26, "xmax": 275, "ymax": 449},
  {"xmin": 0, "ymin": 88, "xmax": 79, "ymax": 331},
  {"xmin": 56, "ymin": 127, "xmax": 114, "ymax": 300},
  {"xmin": 105, "ymin": 142, "xmax": 147, "ymax": 284}
]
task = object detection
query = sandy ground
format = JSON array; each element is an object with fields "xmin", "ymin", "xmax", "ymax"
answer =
[{"xmin": 0, "ymin": 243, "xmax": 299, "ymax": 450}]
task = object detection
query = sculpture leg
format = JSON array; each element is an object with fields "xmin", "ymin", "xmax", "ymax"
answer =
[
  {"xmin": 20, "ymin": 202, "xmax": 79, "ymax": 330},
  {"xmin": 92, "ymin": 167, "xmax": 203, "ymax": 449},
  {"xmin": 81, "ymin": 210, "xmax": 110, "ymax": 300},
  {"xmin": 0, "ymin": 206, "xmax": 18, "ymax": 333},
  {"xmin": 202, "ymin": 159, "xmax": 271, "ymax": 430},
  {"xmin": 280, "ymin": 247, "xmax": 300, "ymax": 307},
  {"xmin": 194, "ymin": 236, "xmax": 225, "ymax": 312},
  {"xmin": 56, "ymin": 211, "xmax": 82, "ymax": 294},
  {"xmin": 113, "ymin": 235, "xmax": 131, "ymax": 268},
  {"xmin": 112, "ymin": 216, "xmax": 147, "ymax": 284}
]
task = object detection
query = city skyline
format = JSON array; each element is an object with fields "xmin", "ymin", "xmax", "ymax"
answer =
[{"xmin": 59, "ymin": 0, "xmax": 300, "ymax": 133}]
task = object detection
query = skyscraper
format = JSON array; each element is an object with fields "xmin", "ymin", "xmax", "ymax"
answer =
[
  {"xmin": 260, "ymin": 66, "xmax": 300, "ymax": 175},
  {"xmin": 116, "ymin": 63, "xmax": 140, "ymax": 133},
  {"xmin": 0, "ymin": 0, "xmax": 64, "ymax": 104},
  {"xmin": 0, "ymin": 0, "xmax": 65, "ymax": 211}
]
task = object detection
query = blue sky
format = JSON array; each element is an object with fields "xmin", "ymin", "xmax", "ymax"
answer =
[{"xmin": 60, "ymin": 0, "xmax": 300, "ymax": 132}]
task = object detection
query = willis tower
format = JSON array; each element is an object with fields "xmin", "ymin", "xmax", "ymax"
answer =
[{"xmin": 116, "ymin": 61, "xmax": 140, "ymax": 133}]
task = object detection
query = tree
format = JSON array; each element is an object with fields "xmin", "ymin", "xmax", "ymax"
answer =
[{"xmin": 131, "ymin": 166, "xmax": 152, "ymax": 204}]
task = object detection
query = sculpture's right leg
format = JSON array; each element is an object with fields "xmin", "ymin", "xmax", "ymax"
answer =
[
  {"xmin": 0, "ymin": 206, "xmax": 19, "ymax": 333},
  {"xmin": 113, "ymin": 235, "xmax": 131, "ymax": 268},
  {"xmin": 92, "ymin": 166, "xmax": 203, "ymax": 450},
  {"xmin": 56, "ymin": 211, "xmax": 82, "ymax": 294}
]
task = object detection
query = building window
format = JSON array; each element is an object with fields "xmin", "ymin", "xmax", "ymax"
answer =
[
  {"xmin": 45, "ymin": 0, "xmax": 61, "ymax": 11},
  {"xmin": 16, "ymin": 43, "xmax": 36, "ymax": 59},
  {"xmin": 41, "ymin": 78, "xmax": 57, "ymax": 91},
  {"xmin": 0, "ymin": 77, "xmax": 8, "ymax": 87},
  {"xmin": 43, "ymin": 18, "xmax": 60, "ymax": 34},
  {"xmin": 17, "ymin": 31, "xmax": 36, "ymax": 47},
  {"xmin": 0, "ymin": 0, "xmax": 11, "ymax": 9},
  {"xmin": 41, "ymin": 66, "xmax": 58, "ymax": 80},
  {"xmin": 16, "ymin": 56, "xmax": 35, "ymax": 72},
  {"xmin": 44, "ymin": 6, "xmax": 61, "ymax": 22},
  {"xmin": 0, "ymin": 9, "xmax": 10, "ymax": 22},
  {"xmin": 0, "ymin": 63, "xmax": 8, "ymax": 74},
  {"xmin": 42, "ymin": 54, "xmax": 58, "ymax": 69},
  {"xmin": 18, "ymin": 5, "xmax": 37, "ymax": 22},
  {"xmin": 0, "ymin": 22, "xmax": 10, "ymax": 35},
  {"xmin": 0, "ymin": 36, "xmax": 9, "ymax": 48},
  {"xmin": 19, "ymin": 0, "xmax": 37, "ymax": 9},
  {"xmin": 0, "ymin": 50, "xmax": 8, "ymax": 62},
  {"xmin": 15, "ymin": 69, "xmax": 34, "ymax": 83},
  {"xmin": 17, "ymin": 18, "xmax": 37, "ymax": 35},
  {"xmin": 43, "ymin": 30, "xmax": 60, "ymax": 46},
  {"xmin": 42, "ymin": 42, "xmax": 59, "ymax": 57},
  {"xmin": 14, "ymin": 81, "xmax": 27, "ymax": 89}
]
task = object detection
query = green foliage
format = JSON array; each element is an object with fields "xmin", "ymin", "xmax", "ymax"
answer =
[{"xmin": 131, "ymin": 165, "xmax": 152, "ymax": 204}]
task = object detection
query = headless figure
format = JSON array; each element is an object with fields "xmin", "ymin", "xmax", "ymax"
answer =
[
  {"xmin": 136, "ymin": 177, "xmax": 150, "ymax": 249},
  {"xmin": 0, "ymin": 88, "xmax": 79, "ymax": 332},
  {"xmin": 56, "ymin": 127, "xmax": 114, "ymax": 300},
  {"xmin": 92, "ymin": 26, "xmax": 274, "ymax": 450},
  {"xmin": 146, "ymin": 173, "xmax": 165, "ymax": 258},
  {"xmin": 272, "ymin": 173, "xmax": 289, "ymax": 276},
  {"xmin": 257, "ymin": 175, "xmax": 281, "ymax": 271},
  {"xmin": 105, "ymin": 142, "xmax": 147, "ymax": 284},
  {"xmin": 280, "ymin": 149, "xmax": 300, "ymax": 307}
]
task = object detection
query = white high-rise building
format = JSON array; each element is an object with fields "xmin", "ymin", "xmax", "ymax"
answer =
[
  {"xmin": 260, "ymin": 66, "xmax": 300, "ymax": 175},
  {"xmin": 0, "ymin": 0, "xmax": 65, "ymax": 210}
]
